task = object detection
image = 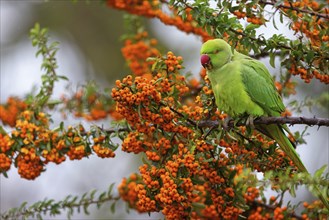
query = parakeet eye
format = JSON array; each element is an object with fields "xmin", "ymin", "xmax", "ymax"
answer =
[{"xmin": 213, "ymin": 50, "xmax": 220, "ymax": 54}]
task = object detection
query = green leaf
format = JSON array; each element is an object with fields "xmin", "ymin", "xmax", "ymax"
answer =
[
  {"xmin": 47, "ymin": 99, "xmax": 62, "ymax": 106},
  {"xmin": 108, "ymin": 183, "xmax": 115, "ymax": 197},
  {"xmin": 0, "ymin": 126, "xmax": 7, "ymax": 135},
  {"xmin": 269, "ymin": 52, "xmax": 276, "ymax": 68},
  {"xmin": 289, "ymin": 185, "xmax": 296, "ymax": 197},
  {"xmin": 32, "ymin": 23, "xmax": 40, "ymax": 35},
  {"xmin": 57, "ymin": 75, "xmax": 69, "ymax": 81},
  {"xmin": 19, "ymin": 201, "xmax": 28, "ymax": 212},
  {"xmin": 83, "ymin": 204, "xmax": 90, "ymax": 215},
  {"xmin": 80, "ymin": 192, "xmax": 88, "ymax": 202},
  {"xmin": 70, "ymin": 196, "xmax": 78, "ymax": 204},
  {"xmin": 32, "ymin": 39, "xmax": 39, "ymax": 47},
  {"xmin": 41, "ymin": 74, "xmax": 49, "ymax": 83},
  {"xmin": 60, "ymin": 122, "xmax": 64, "ymax": 130},
  {"xmin": 190, "ymin": 144, "xmax": 197, "ymax": 153},
  {"xmin": 40, "ymin": 28, "xmax": 48, "ymax": 36},
  {"xmin": 314, "ymin": 165, "xmax": 328, "ymax": 178},
  {"xmin": 90, "ymin": 189, "xmax": 97, "ymax": 200},
  {"xmin": 1, "ymin": 171, "xmax": 8, "ymax": 178},
  {"xmin": 98, "ymin": 193, "xmax": 107, "ymax": 205},
  {"xmin": 37, "ymin": 96, "xmax": 49, "ymax": 106},
  {"xmin": 305, "ymin": 50, "xmax": 314, "ymax": 63},
  {"xmin": 63, "ymin": 195, "xmax": 72, "ymax": 205},
  {"xmin": 110, "ymin": 202, "xmax": 116, "ymax": 214},
  {"xmin": 45, "ymin": 199, "xmax": 54, "ymax": 207},
  {"xmin": 245, "ymin": 23, "xmax": 260, "ymax": 32},
  {"xmin": 36, "ymin": 213, "xmax": 43, "ymax": 220},
  {"xmin": 67, "ymin": 207, "xmax": 73, "ymax": 220},
  {"xmin": 272, "ymin": 16, "xmax": 278, "ymax": 30},
  {"xmin": 191, "ymin": 202, "xmax": 206, "ymax": 210},
  {"xmin": 50, "ymin": 41, "xmax": 59, "ymax": 49}
]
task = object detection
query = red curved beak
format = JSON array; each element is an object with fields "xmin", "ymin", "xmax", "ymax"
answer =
[{"xmin": 201, "ymin": 54, "xmax": 211, "ymax": 69}]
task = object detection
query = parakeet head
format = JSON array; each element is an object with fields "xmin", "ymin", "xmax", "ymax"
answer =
[{"xmin": 200, "ymin": 39, "xmax": 233, "ymax": 70}]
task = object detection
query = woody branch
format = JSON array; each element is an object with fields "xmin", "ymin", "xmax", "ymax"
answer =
[{"xmin": 198, "ymin": 116, "xmax": 329, "ymax": 128}]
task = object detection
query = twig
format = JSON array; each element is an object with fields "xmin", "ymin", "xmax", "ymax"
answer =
[
  {"xmin": 259, "ymin": 0, "xmax": 329, "ymax": 20},
  {"xmin": 100, "ymin": 116, "xmax": 328, "ymax": 137},
  {"xmin": 198, "ymin": 116, "xmax": 329, "ymax": 128},
  {"xmin": 159, "ymin": 101, "xmax": 198, "ymax": 127},
  {"xmin": 250, "ymin": 50, "xmax": 283, "ymax": 59}
]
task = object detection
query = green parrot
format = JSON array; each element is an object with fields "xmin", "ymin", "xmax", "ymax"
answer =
[{"xmin": 200, "ymin": 39, "xmax": 329, "ymax": 209}]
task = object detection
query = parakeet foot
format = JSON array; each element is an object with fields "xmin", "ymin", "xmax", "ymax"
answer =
[
  {"xmin": 222, "ymin": 116, "xmax": 232, "ymax": 131},
  {"xmin": 245, "ymin": 115, "xmax": 256, "ymax": 129}
]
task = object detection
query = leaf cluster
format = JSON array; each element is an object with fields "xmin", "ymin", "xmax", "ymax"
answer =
[
  {"xmin": 29, "ymin": 23, "xmax": 68, "ymax": 108},
  {"xmin": 0, "ymin": 183, "xmax": 118, "ymax": 220}
]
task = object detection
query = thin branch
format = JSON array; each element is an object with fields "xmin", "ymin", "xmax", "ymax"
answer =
[
  {"xmin": 228, "ymin": 27, "xmax": 292, "ymax": 51},
  {"xmin": 100, "ymin": 116, "xmax": 328, "ymax": 137},
  {"xmin": 198, "ymin": 116, "xmax": 329, "ymax": 128},
  {"xmin": 104, "ymin": 127, "xmax": 130, "ymax": 134},
  {"xmin": 250, "ymin": 50, "xmax": 283, "ymax": 59},
  {"xmin": 1, "ymin": 193, "xmax": 120, "ymax": 220},
  {"xmin": 160, "ymin": 101, "xmax": 198, "ymax": 127},
  {"xmin": 260, "ymin": 0, "xmax": 329, "ymax": 20},
  {"xmin": 254, "ymin": 116, "xmax": 329, "ymax": 127}
]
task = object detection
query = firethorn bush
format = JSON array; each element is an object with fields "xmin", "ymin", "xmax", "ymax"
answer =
[{"xmin": 1, "ymin": 0, "xmax": 329, "ymax": 219}]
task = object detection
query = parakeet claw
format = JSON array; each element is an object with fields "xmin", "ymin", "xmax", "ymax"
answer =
[
  {"xmin": 222, "ymin": 116, "xmax": 232, "ymax": 131},
  {"xmin": 246, "ymin": 115, "xmax": 255, "ymax": 129}
]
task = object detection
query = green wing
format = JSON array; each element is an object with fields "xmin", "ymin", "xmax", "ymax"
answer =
[
  {"xmin": 240, "ymin": 59, "xmax": 284, "ymax": 117},
  {"xmin": 237, "ymin": 55, "xmax": 329, "ymax": 210}
]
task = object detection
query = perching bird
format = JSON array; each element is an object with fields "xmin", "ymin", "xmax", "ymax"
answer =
[{"xmin": 200, "ymin": 39, "xmax": 329, "ymax": 209}]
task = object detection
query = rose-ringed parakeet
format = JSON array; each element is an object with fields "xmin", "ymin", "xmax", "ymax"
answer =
[{"xmin": 200, "ymin": 39, "xmax": 329, "ymax": 209}]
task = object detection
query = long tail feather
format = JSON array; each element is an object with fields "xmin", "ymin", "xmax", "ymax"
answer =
[
  {"xmin": 257, "ymin": 124, "xmax": 329, "ymax": 209},
  {"xmin": 257, "ymin": 124, "xmax": 305, "ymax": 172}
]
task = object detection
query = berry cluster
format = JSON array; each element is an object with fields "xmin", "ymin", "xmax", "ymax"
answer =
[
  {"xmin": 92, "ymin": 136, "xmax": 115, "ymax": 158},
  {"xmin": 289, "ymin": 64, "xmax": 329, "ymax": 84},
  {"xmin": 0, "ymin": 110, "xmax": 118, "ymax": 180},
  {"xmin": 283, "ymin": 0, "xmax": 327, "ymax": 46},
  {"xmin": 0, "ymin": 134, "xmax": 14, "ymax": 173},
  {"xmin": 165, "ymin": 51, "xmax": 183, "ymax": 72},
  {"xmin": 17, "ymin": 147, "xmax": 43, "ymax": 180},
  {"xmin": 0, "ymin": 97, "xmax": 27, "ymax": 127},
  {"xmin": 275, "ymin": 80, "xmax": 297, "ymax": 97},
  {"xmin": 107, "ymin": 0, "xmax": 211, "ymax": 42},
  {"xmin": 121, "ymin": 32, "xmax": 160, "ymax": 76},
  {"xmin": 61, "ymin": 82, "xmax": 120, "ymax": 121},
  {"xmin": 232, "ymin": 3, "xmax": 265, "ymax": 25}
]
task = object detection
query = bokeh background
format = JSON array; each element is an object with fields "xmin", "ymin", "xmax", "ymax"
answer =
[{"xmin": 1, "ymin": 1, "xmax": 328, "ymax": 219}]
